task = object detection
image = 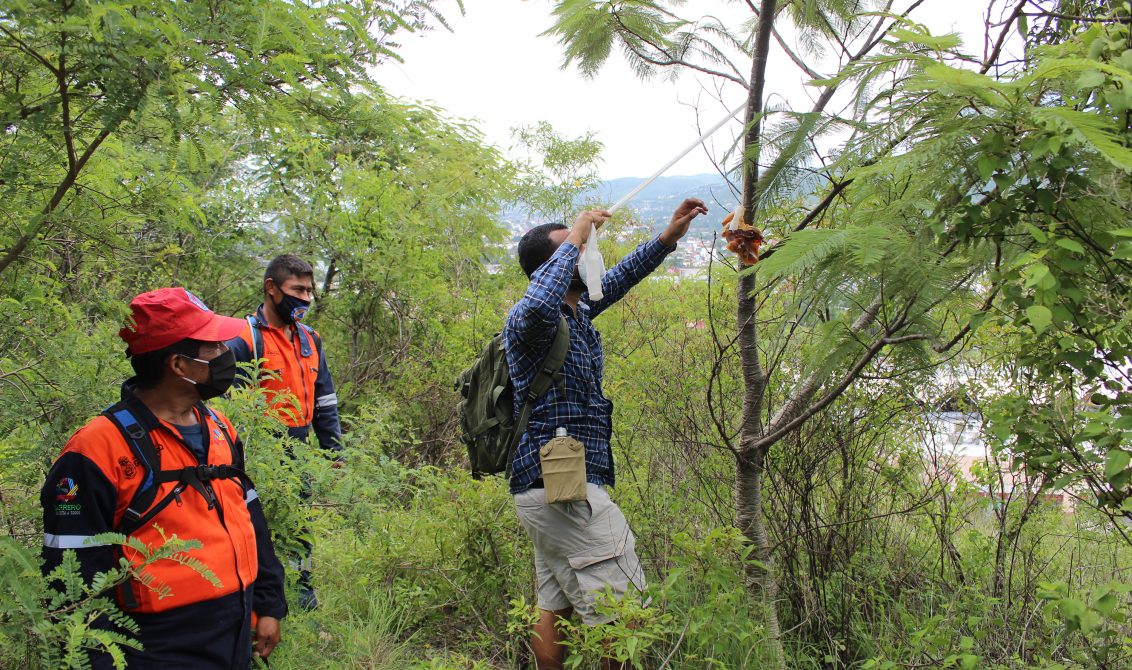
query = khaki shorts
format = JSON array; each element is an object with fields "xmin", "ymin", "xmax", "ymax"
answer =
[{"xmin": 513, "ymin": 483, "xmax": 646, "ymax": 625}]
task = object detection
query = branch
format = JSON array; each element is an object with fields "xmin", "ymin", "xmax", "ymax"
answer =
[
  {"xmin": 610, "ymin": 11, "xmax": 749, "ymax": 87},
  {"xmin": 755, "ymin": 325, "xmax": 904, "ymax": 451},
  {"xmin": 858, "ymin": 0, "xmax": 929, "ymax": 57},
  {"xmin": 772, "ymin": 28, "xmax": 823, "ymax": 80},
  {"xmin": 58, "ymin": 31, "xmax": 76, "ymax": 174},
  {"xmin": 753, "ymin": 297, "xmax": 885, "ymax": 449},
  {"xmin": 740, "ymin": 0, "xmax": 780, "ymax": 213},
  {"xmin": 933, "ymin": 284, "xmax": 1001, "ymax": 353},
  {"xmin": 771, "ymin": 497, "xmax": 934, "ymax": 551},
  {"xmin": 0, "ymin": 127, "xmax": 113, "ymax": 275},
  {"xmin": 757, "ymin": 178, "xmax": 851, "ymax": 262},
  {"xmin": 0, "ymin": 25, "xmax": 61, "ymax": 76},
  {"xmin": 735, "ymin": 0, "xmax": 779, "ymax": 457},
  {"xmin": 982, "ymin": 0, "xmax": 1027, "ymax": 74},
  {"xmin": 882, "ymin": 333, "xmax": 930, "ymax": 345},
  {"xmin": 1021, "ymin": 11, "xmax": 1129, "ymax": 24}
]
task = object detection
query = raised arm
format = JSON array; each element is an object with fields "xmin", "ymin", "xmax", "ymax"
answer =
[
  {"xmin": 586, "ymin": 198, "xmax": 708, "ymax": 318},
  {"xmin": 584, "ymin": 237, "xmax": 675, "ymax": 318},
  {"xmin": 506, "ymin": 210, "xmax": 611, "ymax": 348}
]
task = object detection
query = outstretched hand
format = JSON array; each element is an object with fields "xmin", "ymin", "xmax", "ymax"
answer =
[
  {"xmin": 567, "ymin": 209, "xmax": 612, "ymax": 248},
  {"xmin": 659, "ymin": 198, "xmax": 709, "ymax": 247}
]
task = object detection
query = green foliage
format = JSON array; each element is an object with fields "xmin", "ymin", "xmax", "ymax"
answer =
[
  {"xmin": 1035, "ymin": 581, "xmax": 1132, "ymax": 668},
  {"xmin": 0, "ymin": 530, "xmax": 224, "ymax": 669},
  {"xmin": 511, "ymin": 121, "xmax": 604, "ymax": 226},
  {"xmin": 4, "ymin": 1, "xmax": 1132, "ymax": 668}
]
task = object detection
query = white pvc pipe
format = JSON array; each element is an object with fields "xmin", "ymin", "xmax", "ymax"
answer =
[
  {"xmin": 582, "ymin": 101, "xmax": 748, "ymax": 300},
  {"xmin": 609, "ymin": 101, "xmax": 748, "ymax": 214}
]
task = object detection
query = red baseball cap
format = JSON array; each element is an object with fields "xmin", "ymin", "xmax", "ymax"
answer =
[{"xmin": 119, "ymin": 288, "xmax": 246, "ymax": 355}]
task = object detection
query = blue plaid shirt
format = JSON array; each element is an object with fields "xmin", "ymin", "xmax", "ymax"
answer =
[{"xmin": 504, "ymin": 236, "xmax": 674, "ymax": 494}]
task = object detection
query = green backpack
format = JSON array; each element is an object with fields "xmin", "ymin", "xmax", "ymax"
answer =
[{"xmin": 455, "ymin": 315, "xmax": 569, "ymax": 479}]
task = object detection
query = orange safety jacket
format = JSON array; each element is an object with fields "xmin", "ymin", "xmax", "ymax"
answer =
[
  {"xmin": 228, "ymin": 307, "xmax": 342, "ymax": 452},
  {"xmin": 41, "ymin": 386, "xmax": 286, "ymax": 618}
]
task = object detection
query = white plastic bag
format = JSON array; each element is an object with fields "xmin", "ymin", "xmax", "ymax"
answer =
[{"xmin": 580, "ymin": 221, "xmax": 605, "ymax": 301}]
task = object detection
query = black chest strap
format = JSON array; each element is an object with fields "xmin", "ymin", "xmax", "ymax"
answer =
[{"xmin": 102, "ymin": 402, "xmax": 252, "ymax": 537}]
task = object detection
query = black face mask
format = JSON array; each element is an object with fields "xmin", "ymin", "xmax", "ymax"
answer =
[
  {"xmin": 273, "ymin": 291, "xmax": 311, "ymax": 324},
  {"xmin": 180, "ymin": 350, "xmax": 237, "ymax": 401}
]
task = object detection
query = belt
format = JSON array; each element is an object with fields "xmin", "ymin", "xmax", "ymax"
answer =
[{"xmin": 528, "ymin": 478, "xmax": 544, "ymax": 489}]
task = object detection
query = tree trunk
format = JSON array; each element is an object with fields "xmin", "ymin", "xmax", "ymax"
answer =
[
  {"xmin": 735, "ymin": 0, "xmax": 785, "ymax": 666},
  {"xmin": 736, "ymin": 446, "xmax": 786, "ymax": 668}
]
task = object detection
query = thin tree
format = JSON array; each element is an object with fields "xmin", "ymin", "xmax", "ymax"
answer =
[{"xmin": 543, "ymin": 1, "xmax": 1037, "ymax": 664}]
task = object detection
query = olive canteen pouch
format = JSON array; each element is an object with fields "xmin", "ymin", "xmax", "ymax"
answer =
[{"xmin": 540, "ymin": 434, "xmax": 587, "ymax": 504}]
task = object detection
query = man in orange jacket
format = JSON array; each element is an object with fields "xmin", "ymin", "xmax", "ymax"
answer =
[
  {"xmin": 227, "ymin": 254, "xmax": 343, "ymax": 609},
  {"xmin": 41, "ymin": 288, "xmax": 287, "ymax": 669}
]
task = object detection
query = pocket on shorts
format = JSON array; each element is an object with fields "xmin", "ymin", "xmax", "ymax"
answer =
[
  {"xmin": 565, "ymin": 499, "xmax": 592, "ymax": 523},
  {"xmin": 567, "ymin": 539, "xmax": 645, "ymax": 619},
  {"xmin": 568, "ymin": 539, "xmax": 623, "ymax": 573}
]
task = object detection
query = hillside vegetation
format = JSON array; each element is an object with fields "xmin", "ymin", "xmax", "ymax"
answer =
[{"xmin": 1, "ymin": 1, "xmax": 1131, "ymax": 668}]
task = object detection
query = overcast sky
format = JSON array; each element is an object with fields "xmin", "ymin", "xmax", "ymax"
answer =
[{"xmin": 379, "ymin": 1, "xmax": 1002, "ymax": 180}]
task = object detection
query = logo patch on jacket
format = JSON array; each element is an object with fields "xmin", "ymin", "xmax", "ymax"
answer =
[
  {"xmin": 118, "ymin": 456, "xmax": 142, "ymax": 479},
  {"xmin": 55, "ymin": 477, "xmax": 78, "ymax": 502},
  {"xmin": 54, "ymin": 477, "xmax": 82, "ymax": 515}
]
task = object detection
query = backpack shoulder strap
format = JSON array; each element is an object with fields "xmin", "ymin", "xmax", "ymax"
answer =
[
  {"xmin": 199, "ymin": 406, "xmax": 256, "ymax": 497},
  {"xmin": 526, "ymin": 315, "xmax": 570, "ymax": 402},
  {"xmin": 299, "ymin": 322, "xmax": 320, "ymax": 345},
  {"xmin": 201, "ymin": 406, "xmax": 242, "ymax": 469},
  {"xmin": 102, "ymin": 403, "xmax": 162, "ymax": 535},
  {"xmin": 506, "ymin": 315, "xmax": 570, "ymax": 475},
  {"xmin": 296, "ymin": 322, "xmax": 317, "ymax": 357},
  {"xmin": 247, "ymin": 315, "xmax": 264, "ymax": 361}
]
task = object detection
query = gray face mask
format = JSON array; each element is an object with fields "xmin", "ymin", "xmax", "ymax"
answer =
[{"xmin": 179, "ymin": 350, "xmax": 237, "ymax": 401}]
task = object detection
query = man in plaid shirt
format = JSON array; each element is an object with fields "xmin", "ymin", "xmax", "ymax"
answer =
[{"xmin": 506, "ymin": 198, "xmax": 708, "ymax": 670}]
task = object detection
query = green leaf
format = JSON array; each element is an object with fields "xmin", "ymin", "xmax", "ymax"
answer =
[
  {"xmin": 1055, "ymin": 238, "xmax": 1085, "ymax": 254},
  {"xmin": 1033, "ymin": 107, "xmax": 1132, "ymax": 171},
  {"xmin": 1024, "ymin": 263, "xmax": 1057, "ymax": 290},
  {"xmin": 1104, "ymin": 449, "xmax": 1131, "ymax": 480},
  {"xmin": 1025, "ymin": 224, "xmax": 1048, "ymax": 243},
  {"xmin": 1076, "ymin": 69, "xmax": 1105, "ymax": 89},
  {"xmin": 887, "ymin": 27, "xmax": 962, "ymax": 51},
  {"xmin": 1026, "ymin": 305, "xmax": 1053, "ymax": 334},
  {"xmin": 753, "ymin": 228, "xmax": 852, "ymax": 280},
  {"xmin": 1094, "ymin": 592, "xmax": 1118, "ymax": 616},
  {"xmin": 1121, "ymin": 49, "xmax": 1132, "ymax": 72},
  {"xmin": 1059, "ymin": 597, "xmax": 1087, "ymax": 620},
  {"xmin": 977, "ymin": 156, "xmax": 996, "ymax": 181}
]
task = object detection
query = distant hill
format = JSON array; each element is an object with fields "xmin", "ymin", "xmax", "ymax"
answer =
[
  {"xmin": 590, "ymin": 174, "xmax": 740, "ymax": 209},
  {"xmin": 586, "ymin": 174, "xmax": 739, "ymax": 234},
  {"xmin": 501, "ymin": 173, "xmax": 741, "ymax": 240}
]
